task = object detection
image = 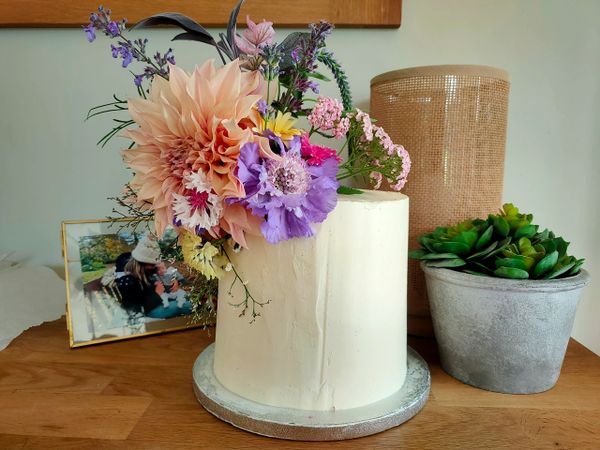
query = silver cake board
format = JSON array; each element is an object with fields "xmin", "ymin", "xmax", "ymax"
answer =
[{"xmin": 192, "ymin": 344, "xmax": 431, "ymax": 441}]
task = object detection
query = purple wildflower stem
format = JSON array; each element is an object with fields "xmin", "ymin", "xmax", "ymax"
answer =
[
  {"xmin": 278, "ymin": 21, "xmax": 334, "ymax": 114},
  {"xmin": 84, "ymin": 6, "xmax": 174, "ymax": 86}
]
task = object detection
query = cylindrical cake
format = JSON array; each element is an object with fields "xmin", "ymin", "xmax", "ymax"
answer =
[{"xmin": 213, "ymin": 190, "xmax": 408, "ymax": 411}]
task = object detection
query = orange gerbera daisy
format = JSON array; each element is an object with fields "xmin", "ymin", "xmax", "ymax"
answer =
[{"xmin": 123, "ymin": 59, "xmax": 273, "ymax": 240}]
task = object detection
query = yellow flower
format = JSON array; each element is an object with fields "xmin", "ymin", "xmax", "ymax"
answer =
[
  {"xmin": 260, "ymin": 111, "xmax": 302, "ymax": 140},
  {"xmin": 180, "ymin": 231, "xmax": 227, "ymax": 280}
]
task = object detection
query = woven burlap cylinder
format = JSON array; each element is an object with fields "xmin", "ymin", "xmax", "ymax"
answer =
[{"xmin": 370, "ymin": 65, "xmax": 509, "ymax": 337}]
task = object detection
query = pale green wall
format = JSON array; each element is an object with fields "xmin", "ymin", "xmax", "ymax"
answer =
[{"xmin": 1, "ymin": 0, "xmax": 598, "ymax": 353}]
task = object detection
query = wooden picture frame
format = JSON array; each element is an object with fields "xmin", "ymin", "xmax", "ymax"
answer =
[{"xmin": 0, "ymin": 0, "xmax": 402, "ymax": 28}]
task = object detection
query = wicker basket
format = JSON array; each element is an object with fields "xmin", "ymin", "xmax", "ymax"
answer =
[{"xmin": 370, "ymin": 65, "xmax": 510, "ymax": 336}]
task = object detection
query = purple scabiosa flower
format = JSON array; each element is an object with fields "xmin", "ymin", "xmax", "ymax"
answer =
[{"xmin": 236, "ymin": 136, "xmax": 339, "ymax": 243}]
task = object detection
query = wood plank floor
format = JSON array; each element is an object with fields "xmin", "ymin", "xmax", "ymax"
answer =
[{"xmin": 0, "ymin": 318, "xmax": 598, "ymax": 449}]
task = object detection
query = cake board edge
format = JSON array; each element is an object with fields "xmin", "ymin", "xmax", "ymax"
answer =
[{"xmin": 192, "ymin": 344, "xmax": 431, "ymax": 441}]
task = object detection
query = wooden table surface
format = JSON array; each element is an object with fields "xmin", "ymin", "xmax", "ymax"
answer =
[{"xmin": 0, "ymin": 319, "xmax": 598, "ymax": 449}]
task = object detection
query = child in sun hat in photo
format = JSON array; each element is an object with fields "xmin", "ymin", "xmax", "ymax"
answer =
[{"xmin": 152, "ymin": 261, "xmax": 188, "ymax": 308}]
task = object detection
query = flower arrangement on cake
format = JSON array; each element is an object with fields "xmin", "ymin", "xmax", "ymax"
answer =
[{"xmin": 83, "ymin": 2, "xmax": 411, "ymax": 322}]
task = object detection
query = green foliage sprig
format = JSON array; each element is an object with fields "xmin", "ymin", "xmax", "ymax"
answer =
[
  {"xmin": 187, "ymin": 275, "xmax": 218, "ymax": 328},
  {"xmin": 409, "ymin": 204, "xmax": 584, "ymax": 280},
  {"xmin": 317, "ymin": 51, "xmax": 353, "ymax": 111}
]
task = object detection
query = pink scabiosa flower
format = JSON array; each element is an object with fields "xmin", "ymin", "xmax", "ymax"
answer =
[
  {"xmin": 308, "ymin": 97, "xmax": 349, "ymax": 139},
  {"xmin": 234, "ymin": 16, "xmax": 275, "ymax": 56},
  {"xmin": 172, "ymin": 172, "xmax": 223, "ymax": 233},
  {"xmin": 235, "ymin": 137, "xmax": 340, "ymax": 243},
  {"xmin": 122, "ymin": 59, "xmax": 273, "ymax": 239},
  {"xmin": 300, "ymin": 135, "xmax": 341, "ymax": 166}
]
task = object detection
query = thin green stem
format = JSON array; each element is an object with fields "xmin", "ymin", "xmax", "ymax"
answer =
[
  {"xmin": 97, "ymin": 120, "xmax": 135, "ymax": 147},
  {"xmin": 222, "ymin": 246, "xmax": 270, "ymax": 322},
  {"xmin": 337, "ymin": 165, "xmax": 377, "ymax": 181},
  {"xmin": 313, "ymin": 129, "xmax": 335, "ymax": 139},
  {"xmin": 265, "ymin": 78, "xmax": 271, "ymax": 130},
  {"xmin": 86, "ymin": 107, "xmax": 128, "ymax": 121},
  {"xmin": 337, "ymin": 138, "xmax": 349, "ymax": 156}
]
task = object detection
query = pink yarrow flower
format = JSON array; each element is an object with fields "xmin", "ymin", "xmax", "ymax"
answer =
[
  {"xmin": 348, "ymin": 109, "xmax": 411, "ymax": 191},
  {"xmin": 308, "ymin": 97, "xmax": 349, "ymax": 139},
  {"xmin": 334, "ymin": 116, "xmax": 350, "ymax": 139},
  {"xmin": 370, "ymin": 171, "xmax": 384, "ymax": 189},
  {"xmin": 300, "ymin": 135, "xmax": 342, "ymax": 167},
  {"xmin": 353, "ymin": 109, "xmax": 374, "ymax": 141},
  {"xmin": 391, "ymin": 145, "xmax": 411, "ymax": 191},
  {"xmin": 234, "ymin": 16, "xmax": 275, "ymax": 56}
]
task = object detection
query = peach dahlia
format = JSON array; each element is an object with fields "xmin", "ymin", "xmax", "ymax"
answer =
[{"xmin": 123, "ymin": 59, "xmax": 274, "ymax": 242}]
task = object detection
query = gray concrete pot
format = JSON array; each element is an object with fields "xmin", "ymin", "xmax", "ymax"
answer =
[{"xmin": 421, "ymin": 262, "xmax": 590, "ymax": 394}]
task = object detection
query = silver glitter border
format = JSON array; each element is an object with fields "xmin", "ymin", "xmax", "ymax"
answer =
[{"xmin": 193, "ymin": 344, "xmax": 431, "ymax": 441}]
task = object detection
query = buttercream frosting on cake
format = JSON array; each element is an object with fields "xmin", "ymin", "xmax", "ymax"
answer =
[{"xmin": 213, "ymin": 190, "xmax": 409, "ymax": 411}]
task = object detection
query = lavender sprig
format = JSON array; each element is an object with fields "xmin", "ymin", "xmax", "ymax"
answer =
[
  {"xmin": 259, "ymin": 44, "xmax": 283, "ymax": 82},
  {"xmin": 83, "ymin": 5, "xmax": 176, "ymax": 88},
  {"xmin": 277, "ymin": 21, "xmax": 334, "ymax": 115}
]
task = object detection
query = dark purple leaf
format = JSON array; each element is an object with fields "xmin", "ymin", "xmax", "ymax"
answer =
[
  {"xmin": 172, "ymin": 32, "xmax": 215, "ymax": 46},
  {"xmin": 227, "ymin": 0, "xmax": 245, "ymax": 58},
  {"xmin": 218, "ymin": 33, "xmax": 234, "ymax": 53},
  {"xmin": 215, "ymin": 37, "xmax": 234, "ymax": 60},
  {"xmin": 132, "ymin": 12, "xmax": 215, "ymax": 45},
  {"xmin": 278, "ymin": 32, "xmax": 309, "ymax": 70}
]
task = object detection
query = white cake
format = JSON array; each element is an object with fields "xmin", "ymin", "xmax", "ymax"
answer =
[{"xmin": 213, "ymin": 190, "xmax": 409, "ymax": 411}]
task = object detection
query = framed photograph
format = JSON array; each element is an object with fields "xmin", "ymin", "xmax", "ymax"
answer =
[{"xmin": 61, "ymin": 219, "xmax": 215, "ymax": 348}]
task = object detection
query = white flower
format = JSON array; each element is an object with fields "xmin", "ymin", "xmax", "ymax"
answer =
[
  {"xmin": 225, "ymin": 262, "xmax": 233, "ymax": 272},
  {"xmin": 172, "ymin": 172, "xmax": 223, "ymax": 231}
]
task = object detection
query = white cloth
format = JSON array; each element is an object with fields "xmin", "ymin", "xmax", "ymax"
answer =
[{"xmin": 0, "ymin": 263, "xmax": 66, "ymax": 351}]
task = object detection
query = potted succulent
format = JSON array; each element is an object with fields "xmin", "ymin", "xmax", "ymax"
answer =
[{"xmin": 409, "ymin": 204, "xmax": 590, "ymax": 394}]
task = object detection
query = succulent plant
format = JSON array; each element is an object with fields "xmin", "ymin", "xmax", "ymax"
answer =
[{"xmin": 409, "ymin": 204, "xmax": 584, "ymax": 280}]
